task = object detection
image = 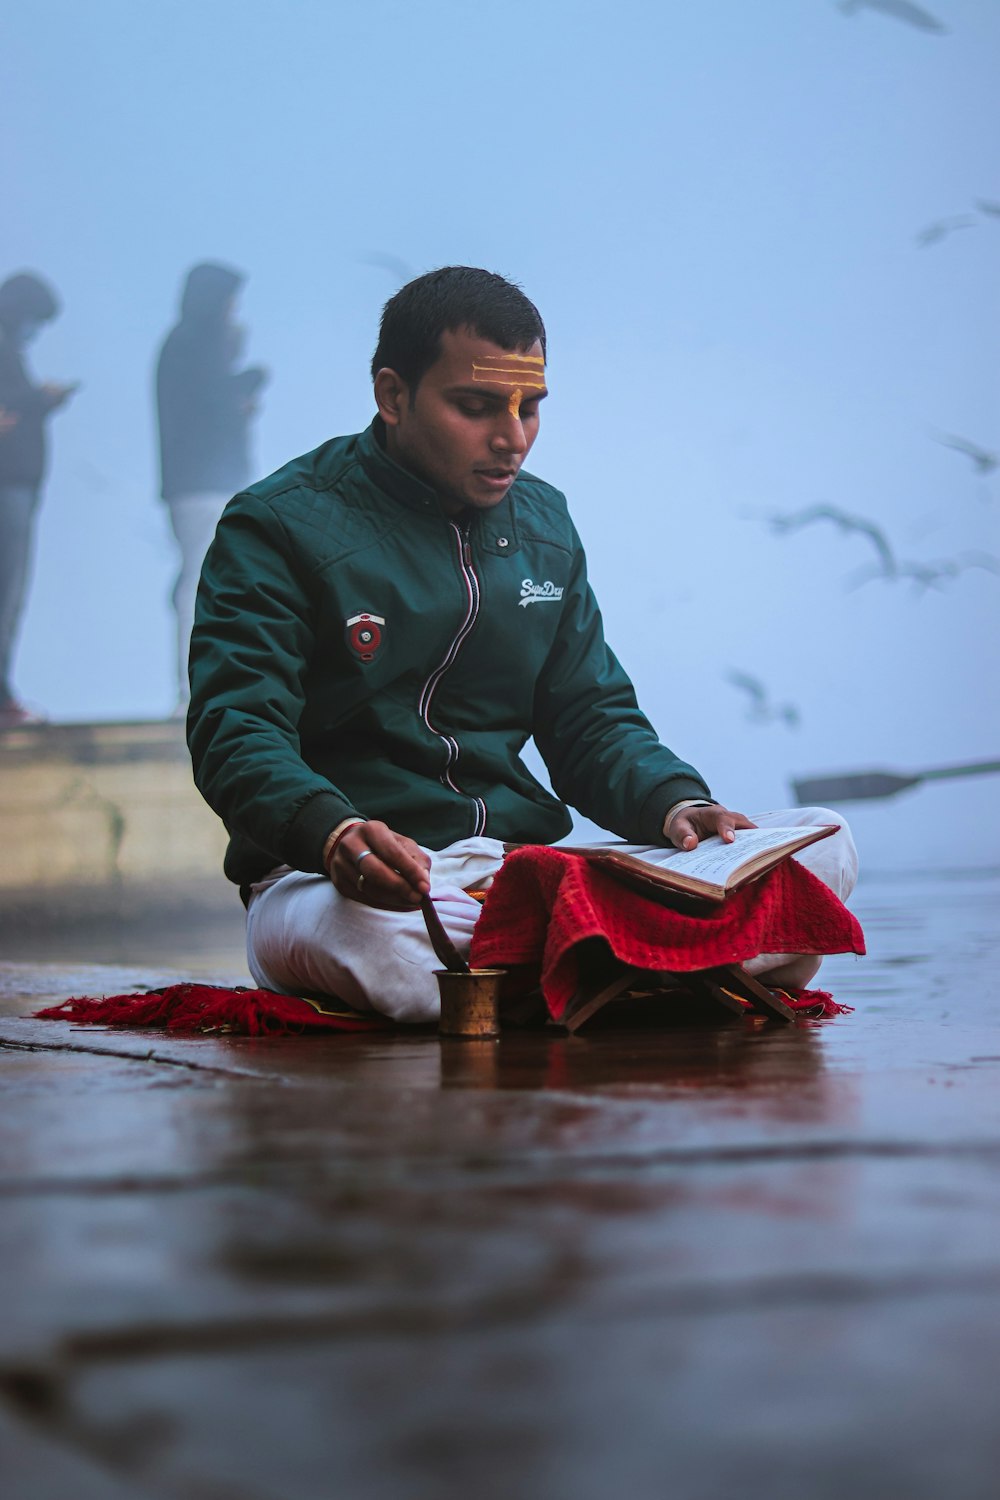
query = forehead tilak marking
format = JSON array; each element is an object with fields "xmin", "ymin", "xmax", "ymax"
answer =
[{"xmin": 471, "ymin": 353, "xmax": 546, "ymax": 391}]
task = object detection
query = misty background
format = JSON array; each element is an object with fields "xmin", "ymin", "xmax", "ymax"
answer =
[{"xmin": 4, "ymin": 0, "xmax": 998, "ymax": 868}]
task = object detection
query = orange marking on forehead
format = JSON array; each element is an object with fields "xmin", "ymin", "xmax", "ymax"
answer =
[
  {"xmin": 487, "ymin": 352, "xmax": 545, "ymax": 365},
  {"xmin": 508, "ymin": 387, "xmax": 523, "ymax": 418},
  {"xmin": 472, "ymin": 362, "xmax": 546, "ymax": 389}
]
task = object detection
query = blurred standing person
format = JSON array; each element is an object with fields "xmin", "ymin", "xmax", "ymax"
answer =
[
  {"xmin": 0, "ymin": 272, "xmax": 77, "ymax": 728},
  {"xmin": 156, "ymin": 263, "xmax": 268, "ymax": 712}
]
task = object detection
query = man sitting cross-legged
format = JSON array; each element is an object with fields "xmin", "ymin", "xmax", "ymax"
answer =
[{"xmin": 187, "ymin": 267, "xmax": 857, "ymax": 1022}]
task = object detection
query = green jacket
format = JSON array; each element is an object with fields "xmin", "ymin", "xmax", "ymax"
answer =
[{"xmin": 187, "ymin": 419, "xmax": 711, "ymax": 886}]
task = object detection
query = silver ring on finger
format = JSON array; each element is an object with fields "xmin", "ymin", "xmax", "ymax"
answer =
[
  {"xmin": 357, "ymin": 873, "xmax": 366, "ymax": 893},
  {"xmin": 355, "ymin": 848, "xmax": 373, "ymax": 867}
]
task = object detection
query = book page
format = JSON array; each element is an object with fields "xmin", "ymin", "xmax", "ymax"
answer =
[{"xmin": 582, "ymin": 827, "xmax": 825, "ymax": 886}]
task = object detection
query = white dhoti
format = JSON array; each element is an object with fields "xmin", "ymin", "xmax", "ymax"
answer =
[{"xmin": 245, "ymin": 807, "xmax": 858, "ymax": 1024}]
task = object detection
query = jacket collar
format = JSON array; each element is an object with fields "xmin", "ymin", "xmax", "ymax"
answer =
[
  {"xmin": 355, "ymin": 416, "xmax": 521, "ymax": 551},
  {"xmin": 357, "ymin": 416, "xmax": 442, "ymax": 515}
]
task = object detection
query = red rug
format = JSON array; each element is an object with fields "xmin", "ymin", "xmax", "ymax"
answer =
[{"xmin": 34, "ymin": 984, "xmax": 391, "ymax": 1036}]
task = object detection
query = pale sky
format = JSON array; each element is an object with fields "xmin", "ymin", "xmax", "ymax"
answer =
[{"xmin": 4, "ymin": 0, "xmax": 998, "ymax": 866}]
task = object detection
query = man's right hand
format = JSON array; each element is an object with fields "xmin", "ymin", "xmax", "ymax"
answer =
[{"xmin": 326, "ymin": 819, "xmax": 431, "ymax": 910}]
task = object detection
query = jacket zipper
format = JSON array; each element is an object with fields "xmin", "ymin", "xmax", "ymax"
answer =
[{"xmin": 416, "ymin": 521, "xmax": 488, "ymax": 835}]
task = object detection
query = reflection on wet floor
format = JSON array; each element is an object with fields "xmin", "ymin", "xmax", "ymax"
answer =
[
  {"xmin": 436, "ymin": 1022, "xmax": 831, "ymax": 1096},
  {"xmin": 1, "ymin": 869, "xmax": 999, "ymax": 1499}
]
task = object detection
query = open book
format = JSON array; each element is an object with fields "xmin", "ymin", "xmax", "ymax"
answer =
[{"xmin": 562, "ymin": 824, "xmax": 837, "ymax": 905}]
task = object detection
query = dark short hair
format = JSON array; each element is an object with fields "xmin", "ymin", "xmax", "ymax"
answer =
[{"xmin": 371, "ymin": 266, "xmax": 546, "ymax": 389}]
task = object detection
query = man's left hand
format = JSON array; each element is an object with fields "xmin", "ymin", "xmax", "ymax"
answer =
[{"xmin": 666, "ymin": 804, "xmax": 757, "ymax": 851}]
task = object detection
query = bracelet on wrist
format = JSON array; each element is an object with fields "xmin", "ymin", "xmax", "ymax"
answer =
[{"xmin": 323, "ymin": 817, "xmax": 366, "ymax": 875}]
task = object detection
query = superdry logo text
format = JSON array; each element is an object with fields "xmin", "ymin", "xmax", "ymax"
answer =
[{"xmin": 519, "ymin": 579, "xmax": 564, "ymax": 607}]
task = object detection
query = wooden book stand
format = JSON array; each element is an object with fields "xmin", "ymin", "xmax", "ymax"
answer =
[{"xmin": 561, "ymin": 960, "xmax": 797, "ymax": 1034}]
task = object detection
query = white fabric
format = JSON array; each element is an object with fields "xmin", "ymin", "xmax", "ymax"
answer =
[
  {"xmin": 245, "ymin": 810, "xmax": 857, "ymax": 1023},
  {"xmin": 246, "ymin": 837, "xmax": 505, "ymax": 1024},
  {"xmin": 166, "ymin": 490, "xmax": 230, "ymax": 702}
]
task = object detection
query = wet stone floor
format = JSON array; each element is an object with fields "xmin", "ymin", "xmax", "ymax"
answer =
[{"xmin": 1, "ymin": 868, "xmax": 999, "ymax": 1499}]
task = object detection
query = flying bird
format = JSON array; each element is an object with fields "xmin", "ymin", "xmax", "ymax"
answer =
[
  {"xmin": 359, "ymin": 252, "xmax": 417, "ymax": 286},
  {"xmin": 837, "ymin": 0, "xmax": 948, "ymax": 32},
  {"xmin": 915, "ymin": 215, "xmax": 977, "ymax": 248},
  {"xmin": 934, "ymin": 432, "xmax": 999, "ymax": 476},
  {"xmin": 769, "ymin": 505, "xmax": 897, "ymax": 579},
  {"xmin": 725, "ymin": 671, "xmax": 801, "ymax": 730}
]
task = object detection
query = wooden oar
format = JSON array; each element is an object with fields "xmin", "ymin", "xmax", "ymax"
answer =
[
  {"xmin": 792, "ymin": 757, "xmax": 1000, "ymax": 805},
  {"xmin": 421, "ymin": 894, "xmax": 470, "ymax": 973}
]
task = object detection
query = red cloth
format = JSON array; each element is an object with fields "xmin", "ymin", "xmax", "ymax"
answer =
[
  {"xmin": 34, "ymin": 984, "xmax": 391, "ymax": 1036},
  {"xmin": 470, "ymin": 846, "xmax": 865, "ymax": 1020}
]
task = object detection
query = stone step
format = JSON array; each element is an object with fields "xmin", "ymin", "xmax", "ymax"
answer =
[{"xmin": 0, "ymin": 719, "xmax": 227, "ymax": 894}]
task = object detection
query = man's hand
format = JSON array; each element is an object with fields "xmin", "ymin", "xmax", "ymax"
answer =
[
  {"xmin": 666, "ymin": 804, "xmax": 757, "ymax": 851},
  {"xmin": 327, "ymin": 819, "xmax": 431, "ymax": 910}
]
